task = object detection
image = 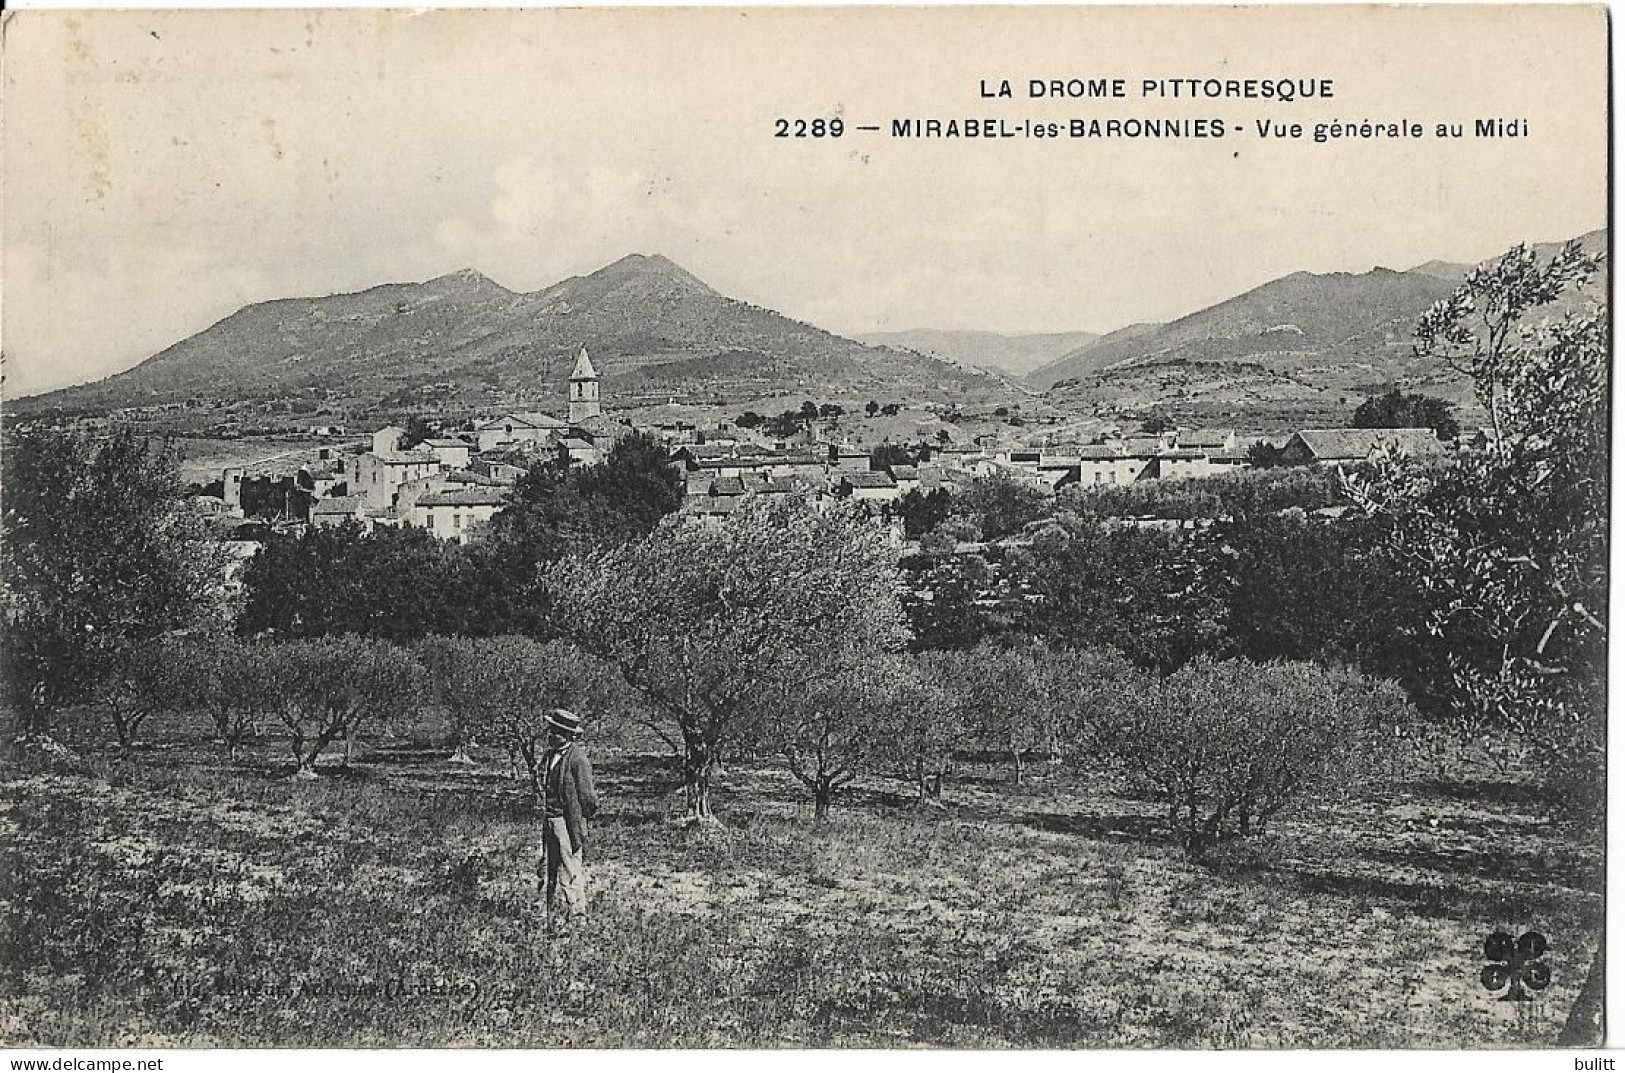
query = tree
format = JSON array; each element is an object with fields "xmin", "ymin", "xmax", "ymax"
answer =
[
  {"xmin": 865, "ymin": 400, "xmax": 881, "ymax": 417},
  {"xmin": 240, "ymin": 524, "xmax": 508, "ymax": 640},
  {"xmin": 901, "ymin": 549, "xmax": 1028, "ymax": 651},
  {"xmin": 193, "ymin": 635, "xmax": 284, "ymax": 762},
  {"xmin": 869, "ymin": 443, "xmax": 918, "ymax": 472},
  {"xmin": 0, "ymin": 427, "xmax": 230, "ymax": 738},
  {"xmin": 1246, "ymin": 439, "xmax": 1282, "ymax": 469},
  {"xmin": 399, "ymin": 415, "xmax": 439, "ymax": 449},
  {"xmin": 735, "ymin": 411, "xmax": 765, "ymax": 430},
  {"xmin": 543, "ymin": 499, "xmax": 911, "ymax": 821},
  {"xmin": 1347, "ymin": 240, "xmax": 1607, "ymax": 801},
  {"xmin": 1414, "ymin": 239, "xmax": 1600, "ymax": 443},
  {"xmin": 760, "ymin": 652, "xmax": 919, "ymax": 820},
  {"xmin": 418, "ymin": 635, "xmax": 624, "ymax": 794},
  {"xmin": 765, "ymin": 411, "xmax": 805, "ymax": 438},
  {"xmin": 1351, "ymin": 389, "xmax": 1460, "ymax": 440},
  {"xmin": 890, "ymin": 653, "xmax": 965, "ymax": 805},
  {"xmin": 1140, "ymin": 412, "xmax": 1175, "ymax": 434},
  {"xmin": 1210, "ymin": 511, "xmax": 1426, "ymax": 685},
  {"xmin": 486, "ymin": 428, "xmax": 683, "ymax": 567},
  {"xmin": 818, "ymin": 403, "xmax": 844, "ymax": 420},
  {"xmin": 262, "ymin": 636, "xmax": 425, "ymax": 776},
  {"xmin": 1019, "ymin": 523, "xmax": 1227, "ymax": 672},
  {"xmin": 961, "ymin": 472, "xmax": 1049, "ymax": 541},
  {"xmin": 930, "ymin": 641, "xmax": 1057, "ymax": 785},
  {"xmin": 1095, "ymin": 658, "xmax": 1408, "ymax": 857},
  {"xmin": 95, "ymin": 637, "xmax": 204, "ymax": 755},
  {"xmin": 892, "ymin": 488, "xmax": 954, "ymax": 540}
]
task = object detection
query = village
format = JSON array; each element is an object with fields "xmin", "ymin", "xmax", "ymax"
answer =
[{"xmin": 189, "ymin": 344, "xmax": 1453, "ymax": 550}]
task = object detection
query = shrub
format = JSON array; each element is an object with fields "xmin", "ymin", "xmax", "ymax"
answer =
[{"xmin": 1093, "ymin": 658, "xmax": 1411, "ymax": 857}]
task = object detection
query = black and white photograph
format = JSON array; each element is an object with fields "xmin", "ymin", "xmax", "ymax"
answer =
[{"xmin": 0, "ymin": 4, "xmax": 1611, "ymax": 1053}]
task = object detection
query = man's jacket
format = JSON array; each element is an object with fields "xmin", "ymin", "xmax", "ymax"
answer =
[{"xmin": 542, "ymin": 743, "xmax": 599, "ymax": 854}]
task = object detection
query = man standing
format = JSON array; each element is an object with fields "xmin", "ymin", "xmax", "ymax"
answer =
[{"xmin": 538, "ymin": 708, "xmax": 598, "ymax": 936}]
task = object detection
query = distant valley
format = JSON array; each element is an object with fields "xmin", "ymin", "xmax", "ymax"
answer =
[{"xmin": 856, "ymin": 329, "xmax": 1100, "ymax": 379}]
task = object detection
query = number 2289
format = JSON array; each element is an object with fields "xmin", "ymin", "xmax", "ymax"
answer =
[{"xmin": 775, "ymin": 118, "xmax": 844, "ymax": 138}]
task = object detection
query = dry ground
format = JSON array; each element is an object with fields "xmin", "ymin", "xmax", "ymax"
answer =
[{"xmin": 0, "ymin": 722, "xmax": 1602, "ymax": 1048}]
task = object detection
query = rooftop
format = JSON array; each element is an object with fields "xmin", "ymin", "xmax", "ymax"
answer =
[
  {"xmin": 418, "ymin": 488, "xmax": 510, "ymax": 508},
  {"xmin": 843, "ymin": 472, "xmax": 897, "ymax": 489},
  {"xmin": 312, "ymin": 495, "xmax": 364, "ymax": 515},
  {"xmin": 477, "ymin": 412, "xmax": 568, "ymax": 431},
  {"xmin": 1293, "ymin": 427, "xmax": 1446, "ymax": 459}
]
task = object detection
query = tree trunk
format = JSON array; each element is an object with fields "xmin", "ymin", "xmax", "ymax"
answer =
[
  {"xmin": 814, "ymin": 784, "xmax": 832, "ymax": 821},
  {"xmin": 686, "ymin": 767, "xmax": 715, "ymax": 821},
  {"xmin": 683, "ymin": 744, "xmax": 717, "ymax": 822},
  {"xmin": 1012, "ymin": 747, "xmax": 1025, "ymax": 786}
]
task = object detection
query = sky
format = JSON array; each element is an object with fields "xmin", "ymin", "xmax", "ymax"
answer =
[{"xmin": 2, "ymin": 6, "xmax": 1609, "ymax": 397}]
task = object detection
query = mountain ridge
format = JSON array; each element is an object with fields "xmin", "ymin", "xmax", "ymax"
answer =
[
  {"xmin": 1033, "ymin": 228, "xmax": 1607, "ymax": 429},
  {"xmin": 18, "ymin": 254, "xmax": 1005, "ymax": 414}
]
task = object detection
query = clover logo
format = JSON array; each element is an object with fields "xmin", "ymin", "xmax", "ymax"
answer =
[{"xmin": 1480, "ymin": 930, "xmax": 1550, "ymax": 1002}]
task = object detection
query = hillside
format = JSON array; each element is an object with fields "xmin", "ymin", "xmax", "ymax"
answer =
[
  {"xmin": 1035, "ymin": 228, "xmax": 1607, "ymax": 429},
  {"xmin": 18, "ymin": 254, "xmax": 1005, "ymax": 416},
  {"xmin": 856, "ymin": 328, "xmax": 1099, "ymax": 378}
]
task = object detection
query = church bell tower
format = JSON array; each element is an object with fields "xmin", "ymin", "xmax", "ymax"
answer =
[{"xmin": 568, "ymin": 346, "xmax": 601, "ymax": 423}]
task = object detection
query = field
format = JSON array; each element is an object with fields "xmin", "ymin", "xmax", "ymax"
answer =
[
  {"xmin": 173, "ymin": 437, "xmax": 342, "ymax": 486},
  {"xmin": 1, "ymin": 715, "xmax": 1601, "ymax": 1048}
]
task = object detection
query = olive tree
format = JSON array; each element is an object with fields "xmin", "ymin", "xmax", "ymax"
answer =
[
  {"xmin": 418, "ymin": 635, "xmax": 623, "ymax": 798},
  {"xmin": 258, "ymin": 637, "xmax": 425, "ymax": 777},
  {"xmin": 1346, "ymin": 240, "xmax": 1607, "ymax": 800},
  {"xmin": 1097, "ymin": 657, "xmax": 1409, "ymax": 857},
  {"xmin": 890, "ymin": 652, "xmax": 967, "ymax": 806},
  {"xmin": 95, "ymin": 637, "xmax": 205, "ymax": 755},
  {"xmin": 544, "ymin": 499, "xmax": 911, "ymax": 822},
  {"xmin": 1, "ymin": 427, "xmax": 229, "ymax": 739},
  {"xmin": 759, "ymin": 652, "xmax": 923, "ymax": 820},
  {"xmin": 928, "ymin": 640, "xmax": 1059, "ymax": 785}
]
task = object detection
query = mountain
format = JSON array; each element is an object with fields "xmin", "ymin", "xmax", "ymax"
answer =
[
  {"xmin": 856, "ymin": 329, "xmax": 1099, "ymax": 378},
  {"xmin": 19, "ymin": 254, "xmax": 1005, "ymax": 416},
  {"xmin": 1034, "ymin": 228, "xmax": 1607, "ymax": 429},
  {"xmin": 1407, "ymin": 259, "xmax": 1475, "ymax": 281}
]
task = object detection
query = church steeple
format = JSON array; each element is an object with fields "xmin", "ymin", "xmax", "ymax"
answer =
[{"xmin": 568, "ymin": 346, "xmax": 601, "ymax": 423}]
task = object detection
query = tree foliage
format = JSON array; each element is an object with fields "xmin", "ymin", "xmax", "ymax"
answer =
[
  {"xmin": 418, "ymin": 635, "xmax": 625, "ymax": 796},
  {"xmin": 1094, "ymin": 658, "xmax": 1409, "ymax": 857},
  {"xmin": 1348, "ymin": 240, "xmax": 1607, "ymax": 803},
  {"xmin": 926, "ymin": 641, "xmax": 1059, "ymax": 784},
  {"xmin": 1, "ymin": 427, "xmax": 229, "ymax": 735},
  {"xmin": 1019, "ymin": 524, "xmax": 1226, "ymax": 673},
  {"xmin": 544, "ymin": 499, "xmax": 911, "ymax": 820},
  {"xmin": 258, "ymin": 636, "xmax": 425, "ymax": 776},
  {"xmin": 1351, "ymin": 390, "xmax": 1460, "ymax": 440},
  {"xmin": 759, "ymin": 652, "xmax": 925, "ymax": 818},
  {"xmin": 961, "ymin": 472, "xmax": 1050, "ymax": 541},
  {"xmin": 239, "ymin": 524, "xmax": 506, "ymax": 640}
]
